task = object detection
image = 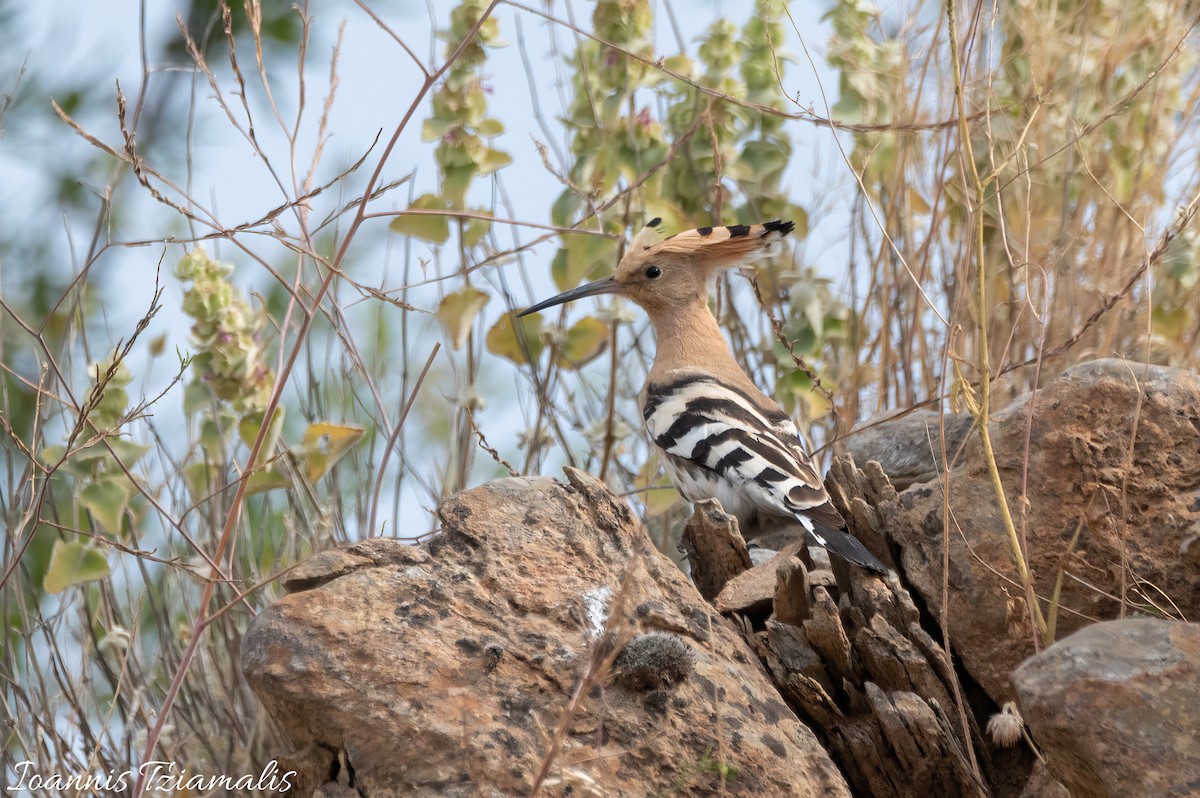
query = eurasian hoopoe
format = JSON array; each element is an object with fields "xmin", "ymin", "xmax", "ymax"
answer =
[{"xmin": 520, "ymin": 219, "xmax": 887, "ymax": 573}]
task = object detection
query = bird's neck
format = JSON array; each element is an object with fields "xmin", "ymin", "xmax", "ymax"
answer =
[{"xmin": 645, "ymin": 298, "xmax": 743, "ymax": 383}]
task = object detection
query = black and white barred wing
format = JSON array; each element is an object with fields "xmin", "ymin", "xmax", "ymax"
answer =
[{"xmin": 643, "ymin": 374, "xmax": 887, "ymax": 573}]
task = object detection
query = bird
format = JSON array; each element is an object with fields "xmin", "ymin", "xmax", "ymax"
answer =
[{"xmin": 519, "ymin": 218, "xmax": 887, "ymax": 573}]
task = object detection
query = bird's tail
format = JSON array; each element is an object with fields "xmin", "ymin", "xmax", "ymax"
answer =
[{"xmin": 809, "ymin": 521, "xmax": 889, "ymax": 574}]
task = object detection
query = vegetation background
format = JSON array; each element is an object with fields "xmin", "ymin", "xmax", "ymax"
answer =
[{"xmin": 2, "ymin": 0, "xmax": 1198, "ymax": 792}]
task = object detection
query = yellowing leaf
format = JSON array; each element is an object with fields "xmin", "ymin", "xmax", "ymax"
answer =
[
  {"xmin": 389, "ymin": 194, "xmax": 450, "ymax": 245},
  {"xmin": 556, "ymin": 316, "xmax": 609, "ymax": 368},
  {"xmin": 300, "ymin": 422, "xmax": 366, "ymax": 483},
  {"xmin": 80, "ymin": 478, "xmax": 133, "ymax": 535},
  {"xmin": 1152, "ymin": 305, "xmax": 1191, "ymax": 338},
  {"xmin": 486, "ymin": 312, "xmax": 544, "ymax": 365},
  {"xmin": 44, "ymin": 539, "xmax": 110, "ymax": 594},
  {"xmin": 634, "ymin": 457, "xmax": 682, "ymax": 518},
  {"xmin": 436, "ymin": 288, "xmax": 491, "ymax": 350}
]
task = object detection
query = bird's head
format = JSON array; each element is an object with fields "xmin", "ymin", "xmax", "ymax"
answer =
[{"xmin": 518, "ymin": 219, "xmax": 795, "ymax": 318}]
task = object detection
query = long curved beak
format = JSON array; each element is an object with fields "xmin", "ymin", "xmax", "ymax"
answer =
[{"xmin": 517, "ymin": 275, "xmax": 620, "ymax": 317}]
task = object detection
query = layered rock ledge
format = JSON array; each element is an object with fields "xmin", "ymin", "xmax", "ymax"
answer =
[{"xmin": 243, "ymin": 359, "xmax": 1200, "ymax": 796}]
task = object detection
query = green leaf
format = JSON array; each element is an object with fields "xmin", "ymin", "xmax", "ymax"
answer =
[
  {"xmin": 831, "ymin": 88, "xmax": 864, "ymax": 124},
  {"xmin": 90, "ymin": 357, "xmax": 132, "ymax": 388},
  {"xmin": 462, "ymin": 212, "xmax": 492, "ymax": 248},
  {"xmin": 90, "ymin": 385, "xmax": 129, "ymax": 430},
  {"xmin": 734, "ymin": 140, "xmax": 789, "ymax": 183},
  {"xmin": 476, "ymin": 117, "xmax": 504, "ymax": 136},
  {"xmin": 549, "ymin": 248, "xmax": 571, "ymax": 292},
  {"xmin": 641, "ymin": 199, "xmax": 689, "ymax": 238},
  {"xmin": 40, "ymin": 445, "xmax": 67, "ymax": 467},
  {"xmin": 246, "ymin": 466, "xmax": 291, "ymax": 495},
  {"xmin": 422, "ymin": 115, "xmax": 457, "ymax": 143},
  {"xmin": 200, "ymin": 417, "xmax": 227, "ymax": 454},
  {"xmin": 184, "ymin": 462, "xmax": 219, "ymax": 498},
  {"xmin": 662, "ymin": 54, "xmax": 695, "ymax": 77},
  {"xmin": 558, "ymin": 235, "xmax": 618, "ymax": 291},
  {"xmin": 557, "ymin": 316, "xmax": 609, "ymax": 368},
  {"xmin": 486, "ymin": 311, "xmax": 544, "ymax": 365},
  {"xmin": 80, "ymin": 478, "xmax": 133, "ymax": 535},
  {"xmin": 238, "ymin": 406, "xmax": 286, "ymax": 464},
  {"xmin": 389, "ymin": 194, "xmax": 451, "ymax": 244},
  {"xmin": 107, "ymin": 438, "xmax": 151, "ymax": 468},
  {"xmin": 476, "ymin": 147, "xmax": 512, "ymax": 175},
  {"xmin": 184, "ymin": 381, "xmax": 213, "ymax": 415},
  {"xmin": 435, "ymin": 288, "xmax": 491, "ymax": 350},
  {"xmin": 44, "ymin": 540, "xmax": 110, "ymax": 594},
  {"xmin": 550, "ymin": 191, "xmax": 581, "ymax": 228},
  {"xmin": 70, "ymin": 442, "xmax": 120, "ymax": 466},
  {"xmin": 442, "ymin": 165, "xmax": 478, "ymax": 208},
  {"xmin": 299, "ymin": 422, "xmax": 366, "ymax": 483}
]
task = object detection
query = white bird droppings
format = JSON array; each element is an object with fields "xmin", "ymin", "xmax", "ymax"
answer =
[{"xmin": 582, "ymin": 586, "xmax": 612, "ymax": 638}]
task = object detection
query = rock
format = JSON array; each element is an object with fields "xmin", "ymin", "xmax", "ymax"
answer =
[
  {"xmin": 845, "ymin": 408, "xmax": 974, "ymax": 489},
  {"xmin": 1018, "ymin": 761, "xmax": 1070, "ymax": 798},
  {"xmin": 679, "ymin": 498, "xmax": 751, "ymax": 600},
  {"xmin": 730, "ymin": 457, "xmax": 987, "ymax": 798},
  {"xmin": 887, "ymin": 359, "xmax": 1200, "ymax": 701},
  {"xmin": 714, "ymin": 542, "xmax": 804, "ymax": 616},
  {"xmin": 242, "ymin": 469, "xmax": 852, "ymax": 797},
  {"xmin": 1013, "ymin": 619, "xmax": 1200, "ymax": 798},
  {"xmin": 773, "ymin": 556, "xmax": 812, "ymax": 626}
]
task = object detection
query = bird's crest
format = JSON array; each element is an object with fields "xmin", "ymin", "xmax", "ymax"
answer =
[
  {"xmin": 628, "ymin": 216, "xmax": 668, "ymax": 252},
  {"xmin": 619, "ymin": 219, "xmax": 794, "ymax": 273}
]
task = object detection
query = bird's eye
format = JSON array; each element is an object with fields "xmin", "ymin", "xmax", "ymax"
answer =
[{"xmin": 644, "ymin": 265, "xmax": 662, "ymax": 279}]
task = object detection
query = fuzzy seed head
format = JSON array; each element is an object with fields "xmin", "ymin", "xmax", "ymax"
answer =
[{"xmin": 987, "ymin": 701, "xmax": 1025, "ymax": 747}]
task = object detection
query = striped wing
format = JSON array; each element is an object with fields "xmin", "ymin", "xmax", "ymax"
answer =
[{"xmin": 643, "ymin": 373, "xmax": 886, "ymax": 573}]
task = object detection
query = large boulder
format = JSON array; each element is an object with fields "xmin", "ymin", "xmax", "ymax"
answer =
[
  {"xmin": 1013, "ymin": 619, "xmax": 1200, "ymax": 797},
  {"xmin": 886, "ymin": 359, "xmax": 1200, "ymax": 700},
  {"xmin": 242, "ymin": 469, "xmax": 852, "ymax": 797},
  {"xmin": 846, "ymin": 408, "xmax": 974, "ymax": 490}
]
